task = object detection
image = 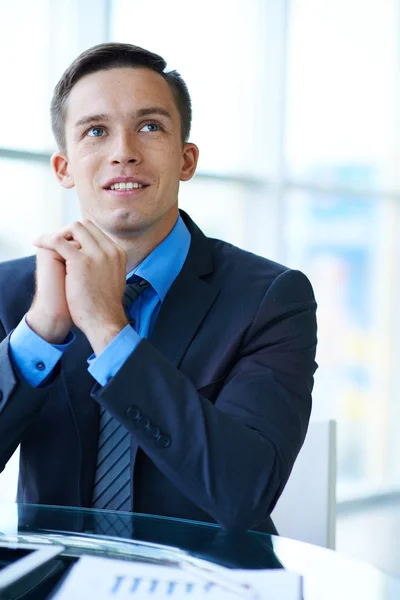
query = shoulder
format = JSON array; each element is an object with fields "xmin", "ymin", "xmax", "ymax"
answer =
[
  {"xmin": 204, "ymin": 238, "xmax": 316, "ymax": 321},
  {"xmin": 209, "ymin": 236, "xmax": 313, "ymax": 293},
  {"xmin": 0, "ymin": 254, "xmax": 36, "ymax": 286},
  {"xmin": 183, "ymin": 207, "xmax": 315, "ymax": 306},
  {"xmin": 183, "ymin": 211, "xmax": 286, "ymax": 283},
  {"xmin": 210, "ymin": 236, "xmax": 288, "ymax": 284}
]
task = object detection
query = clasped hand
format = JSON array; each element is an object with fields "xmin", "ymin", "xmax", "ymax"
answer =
[{"xmin": 30, "ymin": 219, "xmax": 128, "ymax": 354}]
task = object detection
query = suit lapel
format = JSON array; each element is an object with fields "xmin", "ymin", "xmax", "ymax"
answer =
[
  {"xmin": 145, "ymin": 211, "xmax": 219, "ymax": 367},
  {"xmin": 149, "ymin": 264, "xmax": 219, "ymax": 367}
]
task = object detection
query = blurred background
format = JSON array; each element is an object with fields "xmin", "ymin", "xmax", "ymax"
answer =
[{"xmin": 1, "ymin": 0, "xmax": 400, "ymax": 575}]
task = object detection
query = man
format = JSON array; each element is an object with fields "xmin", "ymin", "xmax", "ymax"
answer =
[{"xmin": 0, "ymin": 43, "xmax": 317, "ymax": 533}]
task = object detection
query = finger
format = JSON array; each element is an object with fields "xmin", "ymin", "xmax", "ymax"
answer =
[
  {"xmin": 78, "ymin": 220, "xmax": 126, "ymax": 270},
  {"xmin": 61, "ymin": 234, "xmax": 82, "ymax": 249},
  {"xmin": 33, "ymin": 233, "xmax": 81, "ymax": 261},
  {"xmin": 63, "ymin": 221, "xmax": 124, "ymax": 259},
  {"xmin": 59, "ymin": 221, "xmax": 102, "ymax": 255},
  {"xmin": 35, "ymin": 246, "xmax": 66, "ymax": 265},
  {"xmin": 34, "ymin": 237, "xmax": 81, "ymax": 252},
  {"xmin": 33, "ymin": 228, "xmax": 82, "ymax": 248},
  {"xmin": 34, "ymin": 222, "xmax": 99, "ymax": 255},
  {"xmin": 81, "ymin": 219, "xmax": 123, "ymax": 254}
]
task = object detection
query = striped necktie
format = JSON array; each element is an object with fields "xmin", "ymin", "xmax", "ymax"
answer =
[{"xmin": 92, "ymin": 277, "xmax": 149, "ymax": 511}]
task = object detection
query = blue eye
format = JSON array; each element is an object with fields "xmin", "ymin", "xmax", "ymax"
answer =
[
  {"xmin": 140, "ymin": 122, "xmax": 161, "ymax": 132},
  {"xmin": 87, "ymin": 127, "xmax": 105, "ymax": 137}
]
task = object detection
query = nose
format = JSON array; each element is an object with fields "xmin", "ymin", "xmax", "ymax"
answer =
[{"xmin": 109, "ymin": 131, "xmax": 142, "ymax": 166}]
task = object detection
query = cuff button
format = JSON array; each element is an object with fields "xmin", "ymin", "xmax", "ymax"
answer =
[
  {"xmin": 125, "ymin": 406, "xmax": 141, "ymax": 422},
  {"xmin": 147, "ymin": 426, "xmax": 161, "ymax": 440}
]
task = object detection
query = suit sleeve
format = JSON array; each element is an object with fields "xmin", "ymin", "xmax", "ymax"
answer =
[
  {"xmin": 9, "ymin": 316, "xmax": 74, "ymax": 387},
  {"xmin": 91, "ymin": 268, "xmax": 317, "ymax": 531},
  {"xmin": 0, "ymin": 322, "xmax": 55, "ymax": 473}
]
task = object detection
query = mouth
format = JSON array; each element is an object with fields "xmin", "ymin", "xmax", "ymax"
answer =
[{"xmin": 103, "ymin": 177, "xmax": 150, "ymax": 195}]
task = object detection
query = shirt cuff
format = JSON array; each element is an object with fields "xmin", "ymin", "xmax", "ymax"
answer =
[
  {"xmin": 9, "ymin": 315, "xmax": 74, "ymax": 388},
  {"xmin": 87, "ymin": 325, "xmax": 141, "ymax": 387}
]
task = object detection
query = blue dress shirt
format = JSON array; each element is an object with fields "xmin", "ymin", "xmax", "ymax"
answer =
[{"xmin": 10, "ymin": 215, "xmax": 191, "ymax": 388}]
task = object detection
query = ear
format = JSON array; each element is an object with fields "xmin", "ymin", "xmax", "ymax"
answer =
[
  {"xmin": 51, "ymin": 151, "xmax": 75, "ymax": 189},
  {"xmin": 180, "ymin": 143, "xmax": 199, "ymax": 182}
]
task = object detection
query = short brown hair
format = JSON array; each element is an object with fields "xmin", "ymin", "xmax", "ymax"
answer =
[{"xmin": 50, "ymin": 42, "xmax": 192, "ymax": 152}]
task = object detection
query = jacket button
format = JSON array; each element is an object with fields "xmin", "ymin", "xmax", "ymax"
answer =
[
  {"xmin": 36, "ymin": 361, "xmax": 45, "ymax": 371},
  {"xmin": 125, "ymin": 406, "xmax": 141, "ymax": 421},
  {"xmin": 156, "ymin": 434, "xmax": 171, "ymax": 448}
]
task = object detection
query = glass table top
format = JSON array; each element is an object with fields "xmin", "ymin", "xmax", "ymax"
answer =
[{"xmin": 0, "ymin": 503, "xmax": 399, "ymax": 599}]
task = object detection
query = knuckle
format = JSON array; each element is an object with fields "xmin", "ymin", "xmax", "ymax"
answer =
[
  {"xmin": 116, "ymin": 244, "xmax": 126, "ymax": 258},
  {"xmin": 109, "ymin": 245, "xmax": 120, "ymax": 258}
]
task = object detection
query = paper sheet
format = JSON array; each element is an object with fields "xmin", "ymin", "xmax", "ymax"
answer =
[{"xmin": 52, "ymin": 555, "xmax": 302, "ymax": 599}]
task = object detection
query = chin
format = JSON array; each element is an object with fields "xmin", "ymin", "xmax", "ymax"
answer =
[{"xmin": 107, "ymin": 214, "xmax": 148, "ymax": 237}]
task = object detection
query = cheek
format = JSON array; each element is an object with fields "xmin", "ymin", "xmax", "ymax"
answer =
[
  {"xmin": 78, "ymin": 144, "xmax": 103, "ymax": 163},
  {"xmin": 71, "ymin": 148, "xmax": 101, "ymax": 179},
  {"xmin": 158, "ymin": 147, "xmax": 184, "ymax": 175},
  {"xmin": 67, "ymin": 164, "xmax": 97, "ymax": 198},
  {"xmin": 158, "ymin": 165, "xmax": 181, "ymax": 189}
]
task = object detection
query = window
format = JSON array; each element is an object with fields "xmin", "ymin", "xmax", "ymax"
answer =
[
  {"xmin": 286, "ymin": 0, "xmax": 400, "ymax": 499},
  {"xmin": 2, "ymin": 0, "xmax": 400, "ymax": 506}
]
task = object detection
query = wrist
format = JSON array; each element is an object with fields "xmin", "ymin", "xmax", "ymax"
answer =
[
  {"xmin": 26, "ymin": 310, "xmax": 72, "ymax": 344},
  {"xmin": 84, "ymin": 317, "xmax": 129, "ymax": 356}
]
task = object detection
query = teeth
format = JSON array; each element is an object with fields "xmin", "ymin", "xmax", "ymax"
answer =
[{"xmin": 110, "ymin": 182, "xmax": 144, "ymax": 190}]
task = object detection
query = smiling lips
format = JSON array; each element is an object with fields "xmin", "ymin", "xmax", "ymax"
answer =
[
  {"xmin": 104, "ymin": 178, "xmax": 150, "ymax": 195},
  {"xmin": 110, "ymin": 181, "xmax": 143, "ymax": 190}
]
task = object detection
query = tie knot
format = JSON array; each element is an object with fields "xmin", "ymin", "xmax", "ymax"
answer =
[{"xmin": 122, "ymin": 278, "xmax": 149, "ymax": 311}]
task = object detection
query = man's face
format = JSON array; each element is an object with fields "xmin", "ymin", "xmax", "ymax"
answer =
[{"xmin": 52, "ymin": 67, "xmax": 198, "ymax": 240}]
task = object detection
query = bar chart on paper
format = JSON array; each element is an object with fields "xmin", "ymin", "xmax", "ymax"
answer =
[
  {"xmin": 97, "ymin": 574, "xmax": 233, "ymax": 598},
  {"xmin": 52, "ymin": 556, "xmax": 247, "ymax": 599},
  {"xmin": 52, "ymin": 555, "xmax": 302, "ymax": 599}
]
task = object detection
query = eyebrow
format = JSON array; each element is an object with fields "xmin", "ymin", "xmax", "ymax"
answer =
[{"xmin": 74, "ymin": 107, "xmax": 173, "ymax": 129}]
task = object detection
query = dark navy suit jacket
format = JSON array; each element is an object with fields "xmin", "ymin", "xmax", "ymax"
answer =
[{"xmin": 0, "ymin": 211, "xmax": 317, "ymax": 533}]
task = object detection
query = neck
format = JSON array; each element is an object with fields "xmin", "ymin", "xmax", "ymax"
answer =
[{"xmin": 115, "ymin": 212, "xmax": 179, "ymax": 273}]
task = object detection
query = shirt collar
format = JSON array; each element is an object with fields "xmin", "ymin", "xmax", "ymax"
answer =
[{"xmin": 126, "ymin": 214, "xmax": 191, "ymax": 302}]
